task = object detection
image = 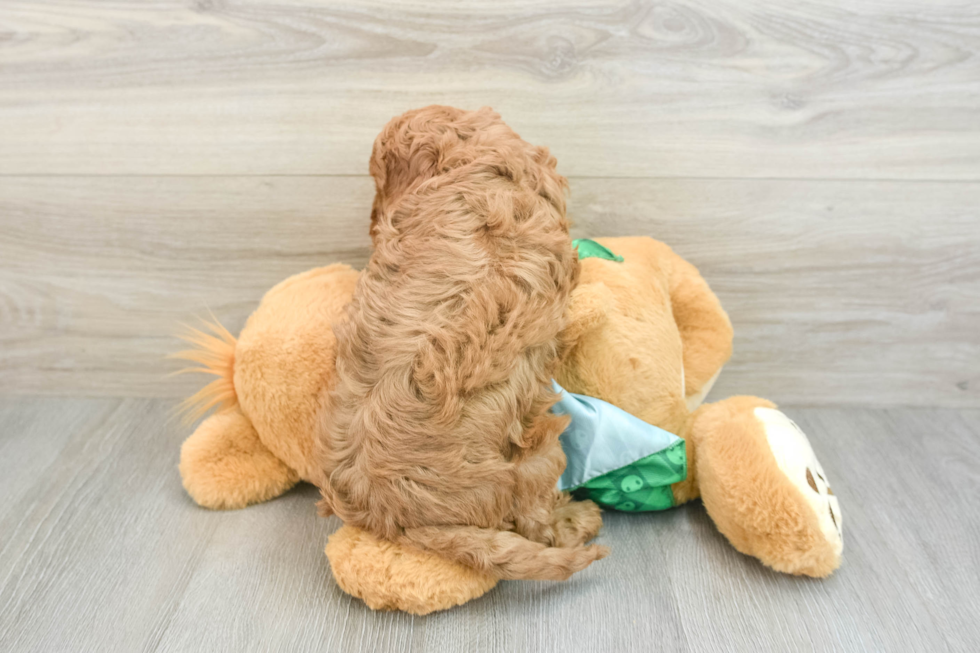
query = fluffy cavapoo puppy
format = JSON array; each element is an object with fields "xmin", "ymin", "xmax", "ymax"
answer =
[{"xmin": 316, "ymin": 106, "xmax": 607, "ymax": 581}]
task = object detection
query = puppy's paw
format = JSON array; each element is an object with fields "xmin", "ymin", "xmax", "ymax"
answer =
[{"xmin": 553, "ymin": 498, "xmax": 603, "ymax": 547}]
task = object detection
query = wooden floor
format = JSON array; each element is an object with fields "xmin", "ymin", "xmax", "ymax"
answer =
[{"xmin": 0, "ymin": 397, "xmax": 977, "ymax": 652}]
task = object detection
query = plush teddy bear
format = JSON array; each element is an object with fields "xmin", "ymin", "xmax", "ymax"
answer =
[
  {"xmin": 556, "ymin": 237, "xmax": 842, "ymax": 574},
  {"xmin": 177, "ymin": 236, "xmax": 842, "ymax": 615}
]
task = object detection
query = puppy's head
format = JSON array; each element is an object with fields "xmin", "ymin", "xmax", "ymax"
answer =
[
  {"xmin": 368, "ymin": 105, "xmax": 568, "ymax": 244},
  {"xmin": 369, "ymin": 106, "xmax": 491, "ymax": 239}
]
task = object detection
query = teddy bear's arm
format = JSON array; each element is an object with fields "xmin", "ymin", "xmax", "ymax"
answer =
[
  {"xmin": 561, "ymin": 281, "xmax": 610, "ymax": 346},
  {"xmin": 666, "ymin": 251, "xmax": 734, "ymax": 403}
]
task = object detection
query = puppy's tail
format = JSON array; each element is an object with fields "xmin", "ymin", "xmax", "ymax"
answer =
[
  {"xmin": 170, "ymin": 318, "xmax": 238, "ymax": 423},
  {"xmin": 400, "ymin": 525, "xmax": 608, "ymax": 581}
]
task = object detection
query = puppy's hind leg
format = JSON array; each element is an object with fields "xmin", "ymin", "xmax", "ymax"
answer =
[
  {"xmin": 509, "ymin": 415, "xmax": 604, "ymax": 549},
  {"xmin": 509, "ymin": 425, "xmax": 568, "ymax": 546},
  {"xmin": 552, "ymin": 495, "xmax": 603, "ymax": 548}
]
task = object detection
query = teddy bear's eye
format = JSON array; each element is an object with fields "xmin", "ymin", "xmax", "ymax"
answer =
[{"xmin": 806, "ymin": 468, "xmax": 818, "ymax": 492}]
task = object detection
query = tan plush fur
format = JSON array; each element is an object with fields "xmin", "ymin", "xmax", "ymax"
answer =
[
  {"xmin": 172, "ymin": 320, "xmax": 237, "ymax": 423},
  {"xmin": 558, "ymin": 237, "xmax": 713, "ymax": 437},
  {"xmin": 557, "ymin": 237, "xmax": 733, "ymax": 504},
  {"xmin": 559, "ymin": 237, "xmax": 840, "ymax": 577},
  {"xmin": 325, "ymin": 526, "xmax": 498, "ymax": 615},
  {"xmin": 687, "ymin": 397, "xmax": 840, "ymax": 577},
  {"xmin": 316, "ymin": 106, "xmax": 606, "ymax": 581},
  {"xmin": 234, "ymin": 265, "xmax": 359, "ymax": 482},
  {"xmin": 180, "ymin": 407, "xmax": 299, "ymax": 510},
  {"xmin": 177, "ymin": 234, "xmax": 839, "ymax": 613},
  {"xmin": 179, "ymin": 264, "xmax": 359, "ymax": 507}
]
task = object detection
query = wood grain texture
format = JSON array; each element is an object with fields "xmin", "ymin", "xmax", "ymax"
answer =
[
  {"xmin": 3, "ymin": 2, "xmax": 978, "ymax": 648},
  {"xmin": 0, "ymin": 175, "xmax": 374, "ymax": 397},
  {"xmin": 571, "ymin": 178, "xmax": 980, "ymax": 408},
  {"xmin": 1, "ymin": 398, "xmax": 978, "ymax": 651},
  {"xmin": 1, "ymin": 1, "xmax": 979, "ymax": 178},
  {"xmin": 2, "ymin": 176, "xmax": 977, "ymax": 406}
]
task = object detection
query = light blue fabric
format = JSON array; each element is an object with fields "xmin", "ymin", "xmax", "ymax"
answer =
[{"xmin": 553, "ymin": 381, "xmax": 683, "ymax": 491}]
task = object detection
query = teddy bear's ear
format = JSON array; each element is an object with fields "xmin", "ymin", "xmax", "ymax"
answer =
[{"xmin": 562, "ymin": 282, "xmax": 610, "ymax": 346}]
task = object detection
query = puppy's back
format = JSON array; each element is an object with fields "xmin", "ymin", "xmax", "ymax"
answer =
[
  {"xmin": 325, "ymin": 166, "xmax": 576, "ymax": 518},
  {"xmin": 318, "ymin": 107, "xmax": 604, "ymax": 581}
]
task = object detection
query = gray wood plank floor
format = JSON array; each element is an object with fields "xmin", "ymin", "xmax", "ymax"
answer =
[{"xmin": 1, "ymin": 397, "xmax": 977, "ymax": 652}]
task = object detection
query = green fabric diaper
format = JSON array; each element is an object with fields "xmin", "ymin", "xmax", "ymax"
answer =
[
  {"xmin": 553, "ymin": 382, "xmax": 687, "ymax": 512},
  {"xmin": 572, "ymin": 238, "xmax": 624, "ymax": 262}
]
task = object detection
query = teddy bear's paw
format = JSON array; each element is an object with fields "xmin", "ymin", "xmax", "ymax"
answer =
[
  {"xmin": 325, "ymin": 526, "xmax": 498, "ymax": 615},
  {"xmin": 180, "ymin": 409, "xmax": 300, "ymax": 510},
  {"xmin": 753, "ymin": 408, "xmax": 843, "ymax": 557}
]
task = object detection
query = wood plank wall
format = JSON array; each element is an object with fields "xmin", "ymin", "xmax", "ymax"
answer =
[{"xmin": 1, "ymin": 1, "xmax": 978, "ymax": 406}]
